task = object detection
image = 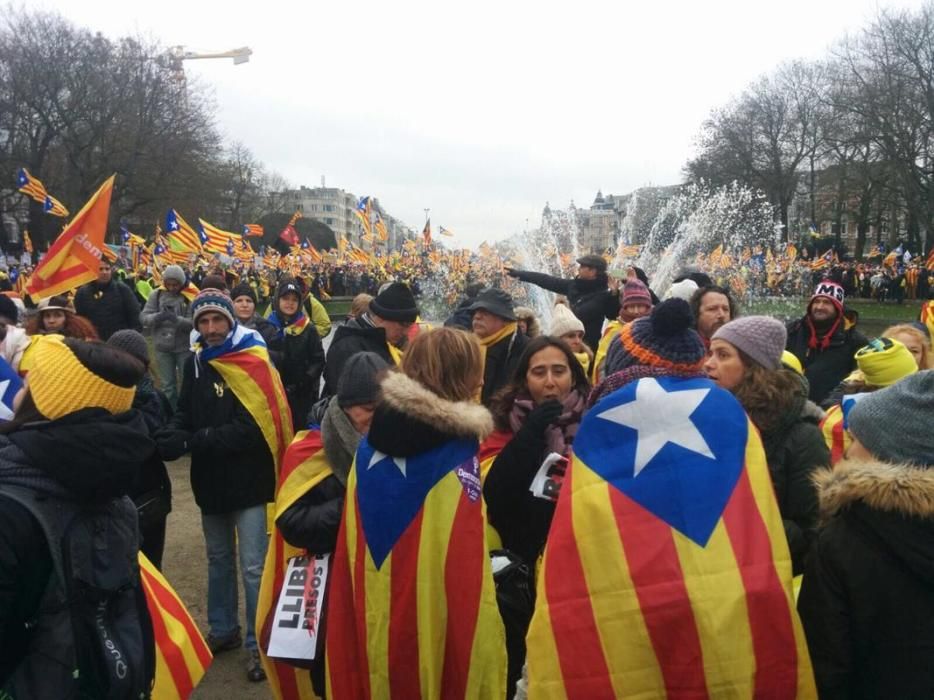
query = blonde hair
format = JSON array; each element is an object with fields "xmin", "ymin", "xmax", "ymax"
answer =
[
  {"xmin": 401, "ymin": 327, "xmax": 482, "ymax": 402},
  {"xmin": 883, "ymin": 324, "xmax": 933, "ymax": 369},
  {"xmin": 351, "ymin": 293, "xmax": 374, "ymax": 319}
]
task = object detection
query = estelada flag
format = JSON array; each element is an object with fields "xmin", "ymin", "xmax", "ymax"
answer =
[
  {"xmin": 138, "ymin": 553, "xmax": 212, "ymax": 699},
  {"xmin": 194, "ymin": 324, "xmax": 293, "ymax": 474},
  {"xmin": 257, "ymin": 429, "xmax": 333, "ymax": 700},
  {"xmin": 921, "ymin": 300, "xmax": 934, "ymax": 341},
  {"xmin": 26, "ymin": 175, "xmax": 115, "ymax": 301},
  {"xmin": 526, "ymin": 376, "xmax": 815, "ymax": 698},
  {"xmin": 326, "ymin": 419, "xmax": 506, "ymax": 698}
]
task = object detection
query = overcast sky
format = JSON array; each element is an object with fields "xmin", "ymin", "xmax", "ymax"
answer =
[{"xmin": 34, "ymin": 0, "xmax": 930, "ymax": 248}]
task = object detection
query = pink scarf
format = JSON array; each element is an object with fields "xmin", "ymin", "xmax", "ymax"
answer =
[{"xmin": 509, "ymin": 390, "xmax": 586, "ymax": 456}]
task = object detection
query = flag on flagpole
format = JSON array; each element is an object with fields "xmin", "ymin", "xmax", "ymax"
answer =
[
  {"xmin": 422, "ymin": 218, "xmax": 432, "ymax": 246},
  {"xmin": 166, "ymin": 210, "xmax": 202, "ymax": 253},
  {"xmin": 16, "ymin": 168, "xmax": 47, "ymax": 201},
  {"xmin": 198, "ymin": 218, "xmax": 239, "ymax": 255},
  {"xmin": 810, "ymin": 249, "xmax": 835, "ymax": 271},
  {"xmin": 354, "ymin": 197, "xmax": 372, "ymax": 238},
  {"xmin": 26, "ymin": 175, "xmax": 115, "ymax": 301},
  {"xmin": 375, "ymin": 214, "xmax": 389, "ymax": 241},
  {"xmin": 278, "ymin": 211, "xmax": 302, "ymax": 247},
  {"xmin": 138, "ymin": 553, "xmax": 213, "ymax": 699},
  {"xmin": 439, "ymin": 225, "xmax": 454, "ymax": 237},
  {"xmin": 243, "ymin": 223, "xmax": 265, "ymax": 237},
  {"xmin": 43, "ymin": 194, "xmax": 69, "ymax": 218}
]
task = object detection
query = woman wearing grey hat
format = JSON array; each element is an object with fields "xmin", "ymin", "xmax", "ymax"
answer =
[
  {"xmin": 704, "ymin": 315, "xmax": 830, "ymax": 575},
  {"xmin": 798, "ymin": 371, "xmax": 934, "ymax": 699}
]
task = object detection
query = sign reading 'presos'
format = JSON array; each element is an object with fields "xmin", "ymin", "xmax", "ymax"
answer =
[{"xmin": 267, "ymin": 553, "xmax": 330, "ymax": 661}]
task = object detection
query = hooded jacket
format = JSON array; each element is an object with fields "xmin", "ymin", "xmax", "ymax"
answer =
[
  {"xmin": 0, "ymin": 409, "xmax": 154, "ymax": 692},
  {"xmin": 798, "ymin": 459, "xmax": 934, "ymax": 699}
]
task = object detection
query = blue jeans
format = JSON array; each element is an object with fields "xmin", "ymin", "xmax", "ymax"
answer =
[
  {"xmin": 154, "ymin": 348, "xmax": 190, "ymax": 409},
  {"xmin": 201, "ymin": 505, "xmax": 268, "ymax": 650}
]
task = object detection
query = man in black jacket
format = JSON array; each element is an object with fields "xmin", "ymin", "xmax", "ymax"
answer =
[
  {"xmin": 156, "ymin": 290, "xmax": 274, "ymax": 682},
  {"xmin": 506, "ymin": 254, "xmax": 619, "ymax": 351},
  {"xmin": 74, "ymin": 260, "xmax": 141, "ymax": 340},
  {"xmin": 323, "ymin": 282, "xmax": 418, "ymax": 396},
  {"xmin": 469, "ymin": 287, "xmax": 528, "ymax": 405},
  {"xmin": 785, "ymin": 280, "xmax": 867, "ymax": 405}
]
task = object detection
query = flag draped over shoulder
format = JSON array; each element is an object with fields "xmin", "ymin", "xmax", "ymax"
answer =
[
  {"xmin": 26, "ymin": 175, "xmax": 115, "ymax": 301},
  {"xmin": 526, "ymin": 376, "xmax": 815, "ymax": 699},
  {"xmin": 326, "ymin": 436, "xmax": 506, "ymax": 699},
  {"xmin": 139, "ymin": 553, "xmax": 212, "ymax": 700},
  {"xmin": 194, "ymin": 324, "xmax": 293, "ymax": 472},
  {"xmin": 257, "ymin": 429, "xmax": 333, "ymax": 700}
]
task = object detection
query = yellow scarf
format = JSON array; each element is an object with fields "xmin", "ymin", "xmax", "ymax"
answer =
[
  {"xmin": 573, "ymin": 351, "xmax": 592, "ymax": 377},
  {"xmin": 475, "ymin": 322, "xmax": 518, "ymax": 402},
  {"xmin": 592, "ymin": 320, "xmax": 623, "ymax": 382},
  {"xmin": 386, "ymin": 341, "xmax": 404, "ymax": 366}
]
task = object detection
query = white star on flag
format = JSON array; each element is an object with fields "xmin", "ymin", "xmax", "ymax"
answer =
[
  {"xmin": 0, "ymin": 380, "xmax": 11, "ymax": 420},
  {"xmin": 597, "ymin": 378, "xmax": 714, "ymax": 477},
  {"xmin": 368, "ymin": 449, "xmax": 407, "ymax": 477}
]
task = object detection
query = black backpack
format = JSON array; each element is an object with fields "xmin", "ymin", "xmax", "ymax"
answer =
[{"xmin": 0, "ymin": 485, "xmax": 155, "ymax": 699}]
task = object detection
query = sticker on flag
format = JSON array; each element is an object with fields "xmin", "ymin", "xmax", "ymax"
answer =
[
  {"xmin": 0, "ymin": 357, "xmax": 23, "ymax": 421},
  {"xmin": 267, "ymin": 553, "xmax": 329, "ymax": 662}
]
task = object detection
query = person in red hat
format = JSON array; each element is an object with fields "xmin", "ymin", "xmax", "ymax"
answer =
[{"xmin": 785, "ymin": 280, "xmax": 868, "ymax": 404}]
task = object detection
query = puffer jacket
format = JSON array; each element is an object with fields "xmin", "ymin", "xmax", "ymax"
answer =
[{"xmin": 799, "ymin": 459, "xmax": 934, "ymax": 699}]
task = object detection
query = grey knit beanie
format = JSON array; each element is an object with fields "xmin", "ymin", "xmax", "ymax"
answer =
[
  {"xmin": 107, "ymin": 329, "xmax": 150, "ymax": 367},
  {"xmin": 847, "ymin": 370, "xmax": 934, "ymax": 467},
  {"xmin": 711, "ymin": 316, "xmax": 787, "ymax": 370},
  {"xmin": 337, "ymin": 352, "xmax": 390, "ymax": 408},
  {"xmin": 163, "ymin": 265, "xmax": 186, "ymax": 285}
]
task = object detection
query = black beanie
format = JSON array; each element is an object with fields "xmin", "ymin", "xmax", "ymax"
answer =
[
  {"xmin": 337, "ymin": 352, "xmax": 390, "ymax": 407},
  {"xmin": 0, "ymin": 294, "xmax": 18, "ymax": 324},
  {"xmin": 276, "ymin": 277, "xmax": 303, "ymax": 303},
  {"xmin": 369, "ymin": 282, "xmax": 418, "ymax": 323},
  {"xmin": 230, "ymin": 282, "xmax": 256, "ymax": 304}
]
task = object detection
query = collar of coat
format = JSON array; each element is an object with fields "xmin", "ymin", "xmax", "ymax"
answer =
[
  {"xmin": 815, "ymin": 458, "xmax": 934, "ymax": 522},
  {"xmin": 380, "ymin": 371, "xmax": 493, "ymax": 443}
]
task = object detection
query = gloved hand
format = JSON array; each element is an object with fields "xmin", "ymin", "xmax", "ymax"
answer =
[
  {"xmin": 155, "ymin": 429, "xmax": 192, "ymax": 461},
  {"xmin": 522, "ymin": 399, "xmax": 564, "ymax": 436}
]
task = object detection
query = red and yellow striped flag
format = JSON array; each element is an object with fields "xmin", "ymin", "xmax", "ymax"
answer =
[
  {"xmin": 139, "ymin": 553, "xmax": 212, "ymax": 699},
  {"xmin": 257, "ymin": 430, "xmax": 332, "ymax": 700},
  {"xmin": 526, "ymin": 376, "xmax": 815, "ymax": 698},
  {"xmin": 820, "ymin": 404, "xmax": 850, "ymax": 466},
  {"xmin": 44, "ymin": 194, "xmax": 69, "ymax": 218},
  {"xmin": 26, "ymin": 175, "xmax": 115, "ymax": 301},
  {"xmin": 326, "ymin": 397, "xmax": 506, "ymax": 697}
]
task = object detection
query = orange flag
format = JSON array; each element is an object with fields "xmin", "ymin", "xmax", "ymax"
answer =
[{"xmin": 26, "ymin": 175, "xmax": 115, "ymax": 301}]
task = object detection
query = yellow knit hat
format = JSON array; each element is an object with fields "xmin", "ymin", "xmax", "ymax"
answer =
[
  {"xmin": 855, "ymin": 337, "xmax": 918, "ymax": 388},
  {"xmin": 781, "ymin": 350, "xmax": 804, "ymax": 376},
  {"xmin": 27, "ymin": 335, "xmax": 136, "ymax": 420}
]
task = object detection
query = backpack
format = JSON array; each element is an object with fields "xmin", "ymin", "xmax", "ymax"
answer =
[{"xmin": 0, "ymin": 485, "xmax": 155, "ymax": 699}]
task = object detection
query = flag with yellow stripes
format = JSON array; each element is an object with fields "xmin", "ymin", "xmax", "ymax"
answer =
[{"xmin": 526, "ymin": 376, "xmax": 814, "ymax": 698}]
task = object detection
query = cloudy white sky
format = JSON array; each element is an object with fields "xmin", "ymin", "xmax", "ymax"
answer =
[{"xmin": 34, "ymin": 0, "xmax": 930, "ymax": 247}]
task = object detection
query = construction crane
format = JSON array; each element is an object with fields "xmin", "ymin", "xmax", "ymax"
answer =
[{"xmin": 168, "ymin": 46, "xmax": 252, "ymax": 81}]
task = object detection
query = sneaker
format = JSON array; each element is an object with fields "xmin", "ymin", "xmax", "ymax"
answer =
[
  {"xmin": 247, "ymin": 649, "xmax": 266, "ymax": 682},
  {"xmin": 206, "ymin": 629, "xmax": 242, "ymax": 655}
]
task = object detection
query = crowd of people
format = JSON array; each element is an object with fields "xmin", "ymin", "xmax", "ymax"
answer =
[{"xmin": 0, "ymin": 247, "xmax": 932, "ymax": 699}]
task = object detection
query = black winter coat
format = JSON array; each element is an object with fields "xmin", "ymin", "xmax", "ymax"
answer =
[
  {"xmin": 323, "ymin": 318, "xmax": 393, "ymax": 396},
  {"xmin": 131, "ymin": 381, "xmax": 173, "ymax": 514},
  {"xmin": 480, "ymin": 330, "xmax": 528, "ymax": 406},
  {"xmin": 509, "ymin": 270, "xmax": 619, "ymax": 350},
  {"xmin": 483, "ymin": 425, "xmax": 558, "ymax": 569},
  {"xmin": 268, "ymin": 323, "xmax": 325, "ymax": 431},
  {"xmin": 785, "ymin": 316, "xmax": 867, "ymax": 404},
  {"xmin": 0, "ymin": 409, "xmax": 153, "ymax": 684},
  {"xmin": 169, "ymin": 356, "xmax": 275, "ymax": 514},
  {"xmin": 277, "ymin": 473, "xmax": 344, "ymax": 555},
  {"xmin": 799, "ymin": 459, "xmax": 934, "ymax": 699},
  {"xmin": 757, "ymin": 393, "xmax": 828, "ymax": 576},
  {"xmin": 74, "ymin": 278, "xmax": 142, "ymax": 340}
]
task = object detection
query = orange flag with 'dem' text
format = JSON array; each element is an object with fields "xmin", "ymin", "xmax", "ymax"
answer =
[{"xmin": 26, "ymin": 174, "xmax": 115, "ymax": 301}]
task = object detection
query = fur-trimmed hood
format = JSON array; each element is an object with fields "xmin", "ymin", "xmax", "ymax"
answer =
[
  {"xmin": 367, "ymin": 371, "xmax": 493, "ymax": 458},
  {"xmin": 815, "ymin": 458, "xmax": 934, "ymax": 522},
  {"xmin": 814, "ymin": 458, "xmax": 934, "ymax": 585}
]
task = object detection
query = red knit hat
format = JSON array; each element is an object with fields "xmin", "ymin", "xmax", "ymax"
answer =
[{"xmin": 810, "ymin": 280, "xmax": 845, "ymax": 314}]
